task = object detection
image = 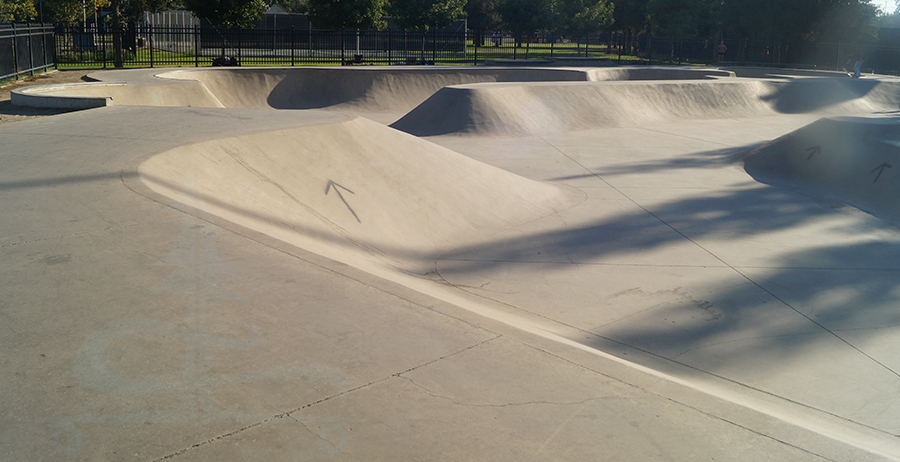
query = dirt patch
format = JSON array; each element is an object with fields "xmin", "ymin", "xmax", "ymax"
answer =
[{"xmin": 0, "ymin": 69, "xmax": 97, "ymax": 125}]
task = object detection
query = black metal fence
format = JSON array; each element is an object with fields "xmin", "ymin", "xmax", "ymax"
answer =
[
  {"xmin": 55, "ymin": 24, "xmax": 471, "ymax": 67},
  {"xmin": 42, "ymin": 23, "xmax": 900, "ymax": 75},
  {"xmin": 1, "ymin": 22, "xmax": 55, "ymax": 81}
]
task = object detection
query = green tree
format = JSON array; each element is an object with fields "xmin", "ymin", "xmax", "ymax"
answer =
[
  {"xmin": 612, "ymin": 0, "xmax": 650, "ymax": 33},
  {"xmin": 721, "ymin": 0, "xmax": 878, "ymax": 43},
  {"xmin": 304, "ymin": 0, "xmax": 387, "ymax": 29},
  {"xmin": 646, "ymin": 0, "xmax": 717, "ymax": 36},
  {"xmin": 813, "ymin": 0, "xmax": 879, "ymax": 43},
  {"xmin": 555, "ymin": 0, "xmax": 613, "ymax": 36},
  {"xmin": 46, "ymin": 0, "xmax": 110, "ymax": 24},
  {"xmin": 182, "ymin": 0, "xmax": 267, "ymax": 27},
  {"xmin": 465, "ymin": 0, "xmax": 502, "ymax": 44},
  {"xmin": 0, "ymin": 0, "xmax": 37, "ymax": 20},
  {"xmin": 388, "ymin": 0, "xmax": 466, "ymax": 30},
  {"xmin": 278, "ymin": 0, "xmax": 308, "ymax": 13},
  {"xmin": 466, "ymin": 0, "xmax": 501, "ymax": 31},
  {"xmin": 498, "ymin": 0, "xmax": 552, "ymax": 34}
]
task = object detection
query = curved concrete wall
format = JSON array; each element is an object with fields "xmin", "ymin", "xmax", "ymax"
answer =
[{"xmin": 392, "ymin": 78, "xmax": 900, "ymax": 136}]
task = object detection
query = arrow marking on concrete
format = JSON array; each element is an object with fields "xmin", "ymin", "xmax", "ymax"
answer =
[
  {"xmin": 871, "ymin": 163, "xmax": 892, "ymax": 183},
  {"xmin": 325, "ymin": 180, "xmax": 361, "ymax": 223},
  {"xmin": 806, "ymin": 145, "xmax": 821, "ymax": 160}
]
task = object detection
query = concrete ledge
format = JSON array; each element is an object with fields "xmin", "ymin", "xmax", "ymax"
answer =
[{"xmin": 10, "ymin": 82, "xmax": 122, "ymax": 109}]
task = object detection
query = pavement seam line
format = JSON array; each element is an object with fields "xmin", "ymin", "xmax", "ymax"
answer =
[
  {"xmin": 398, "ymin": 375, "xmax": 622, "ymax": 408},
  {"xmin": 151, "ymin": 336, "xmax": 501, "ymax": 461}
]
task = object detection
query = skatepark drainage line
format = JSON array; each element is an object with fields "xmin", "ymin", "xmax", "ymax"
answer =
[{"xmin": 538, "ymin": 136, "xmax": 900, "ymax": 380}]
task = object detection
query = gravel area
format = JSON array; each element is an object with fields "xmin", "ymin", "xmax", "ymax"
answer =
[{"xmin": 0, "ymin": 69, "xmax": 96, "ymax": 125}]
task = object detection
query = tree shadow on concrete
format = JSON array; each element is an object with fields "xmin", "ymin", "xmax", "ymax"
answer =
[
  {"xmin": 547, "ymin": 144, "xmax": 759, "ymax": 183},
  {"xmin": 434, "ymin": 144, "xmax": 900, "ymax": 404},
  {"xmin": 760, "ymin": 78, "xmax": 887, "ymax": 114}
]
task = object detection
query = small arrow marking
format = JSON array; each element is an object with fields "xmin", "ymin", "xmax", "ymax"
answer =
[
  {"xmin": 325, "ymin": 180, "xmax": 361, "ymax": 223},
  {"xmin": 805, "ymin": 146, "xmax": 821, "ymax": 160},
  {"xmin": 871, "ymin": 163, "xmax": 892, "ymax": 183}
]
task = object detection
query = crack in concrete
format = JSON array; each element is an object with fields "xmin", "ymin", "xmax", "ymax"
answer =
[
  {"xmin": 285, "ymin": 414, "xmax": 363, "ymax": 461},
  {"xmin": 153, "ymin": 336, "xmax": 502, "ymax": 461},
  {"xmin": 397, "ymin": 374, "xmax": 622, "ymax": 409}
]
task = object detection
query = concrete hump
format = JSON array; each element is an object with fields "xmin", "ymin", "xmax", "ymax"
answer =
[
  {"xmin": 743, "ymin": 116, "xmax": 900, "ymax": 224},
  {"xmin": 138, "ymin": 112, "xmax": 582, "ymax": 273}
]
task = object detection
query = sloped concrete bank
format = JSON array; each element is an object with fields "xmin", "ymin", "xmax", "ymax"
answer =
[{"xmin": 744, "ymin": 116, "xmax": 900, "ymax": 225}]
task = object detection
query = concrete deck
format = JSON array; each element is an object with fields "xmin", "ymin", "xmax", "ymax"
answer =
[{"xmin": 4, "ymin": 66, "xmax": 900, "ymax": 461}]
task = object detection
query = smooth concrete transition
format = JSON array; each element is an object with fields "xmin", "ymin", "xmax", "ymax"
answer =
[{"xmin": 6, "ymin": 66, "xmax": 900, "ymax": 461}]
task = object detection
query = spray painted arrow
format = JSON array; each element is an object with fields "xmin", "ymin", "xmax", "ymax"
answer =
[
  {"xmin": 325, "ymin": 180, "xmax": 360, "ymax": 223},
  {"xmin": 871, "ymin": 163, "xmax": 892, "ymax": 183},
  {"xmin": 805, "ymin": 145, "xmax": 821, "ymax": 160}
]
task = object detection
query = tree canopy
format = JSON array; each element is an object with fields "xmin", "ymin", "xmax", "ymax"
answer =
[
  {"xmin": 464, "ymin": 0, "xmax": 502, "ymax": 33},
  {"xmin": 388, "ymin": 0, "xmax": 466, "ymax": 30},
  {"xmin": 182, "ymin": 0, "xmax": 267, "ymax": 27},
  {"xmin": 304, "ymin": 0, "xmax": 387, "ymax": 29},
  {"xmin": 497, "ymin": 0, "xmax": 553, "ymax": 33},
  {"xmin": 0, "ymin": 0, "xmax": 37, "ymax": 20},
  {"xmin": 610, "ymin": 0, "xmax": 881, "ymax": 43},
  {"xmin": 555, "ymin": 0, "xmax": 614, "ymax": 36}
]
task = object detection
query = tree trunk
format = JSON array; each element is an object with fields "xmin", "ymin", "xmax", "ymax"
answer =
[{"xmin": 112, "ymin": 0, "xmax": 123, "ymax": 68}]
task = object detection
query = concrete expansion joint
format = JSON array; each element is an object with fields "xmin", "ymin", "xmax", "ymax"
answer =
[
  {"xmin": 397, "ymin": 374, "xmax": 619, "ymax": 409},
  {"xmin": 150, "ymin": 414, "xmax": 289, "ymax": 461},
  {"xmin": 391, "ymin": 335, "xmax": 503, "ymax": 379},
  {"xmin": 639, "ymin": 126, "xmax": 734, "ymax": 147}
]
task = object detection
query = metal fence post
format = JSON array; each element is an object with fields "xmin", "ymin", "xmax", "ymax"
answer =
[
  {"xmin": 26, "ymin": 23, "xmax": 34, "ymax": 75},
  {"xmin": 290, "ymin": 26, "xmax": 295, "ymax": 66},
  {"xmin": 40, "ymin": 23, "xmax": 48, "ymax": 70},
  {"xmin": 617, "ymin": 33, "xmax": 622, "ymax": 64},
  {"xmin": 473, "ymin": 31, "xmax": 477, "ymax": 65},
  {"xmin": 11, "ymin": 23, "xmax": 18, "ymax": 79},
  {"xmin": 195, "ymin": 25, "xmax": 199, "ymax": 67},
  {"xmin": 149, "ymin": 24, "xmax": 154, "ymax": 67}
]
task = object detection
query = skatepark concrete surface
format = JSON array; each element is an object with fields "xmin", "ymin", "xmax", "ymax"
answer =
[{"xmin": 5, "ymin": 65, "xmax": 900, "ymax": 461}]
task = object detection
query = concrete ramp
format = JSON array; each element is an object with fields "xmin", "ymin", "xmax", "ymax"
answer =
[
  {"xmin": 744, "ymin": 116, "xmax": 900, "ymax": 224},
  {"xmin": 10, "ymin": 80, "xmax": 225, "ymax": 109},
  {"xmin": 138, "ymin": 111, "xmax": 582, "ymax": 273},
  {"xmin": 392, "ymin": 78, "xmax": 900, "ymax": 136}
]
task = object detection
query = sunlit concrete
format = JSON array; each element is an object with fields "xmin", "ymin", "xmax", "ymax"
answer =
[{"xmin": 4, "ymin": 66, "xmax": 900, "ymax": 461}]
